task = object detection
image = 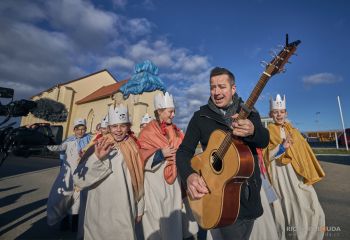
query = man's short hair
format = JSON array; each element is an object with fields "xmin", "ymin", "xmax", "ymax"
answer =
[{"xmin": 210, "ymin": 67, "xmax": 235, "ymax": 85}]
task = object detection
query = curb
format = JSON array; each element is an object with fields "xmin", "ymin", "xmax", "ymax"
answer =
[{"xmin": 315, "ymin": 154, "xmax": 350, "ymax": 156}]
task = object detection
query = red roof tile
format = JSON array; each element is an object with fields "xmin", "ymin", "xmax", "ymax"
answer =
[{"xmin": 76, "ymin": 79, "xmax": 128, "ymax": 105}]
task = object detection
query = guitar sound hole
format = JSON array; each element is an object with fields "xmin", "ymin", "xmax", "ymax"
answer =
[{"xmin": 211, "ymin": 152, "xmax": 222, "ymax": 172}]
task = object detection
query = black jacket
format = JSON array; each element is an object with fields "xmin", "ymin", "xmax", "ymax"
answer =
[{"xmin": 176, "ymin": 102, "xmax": 269, "ymax": 220}]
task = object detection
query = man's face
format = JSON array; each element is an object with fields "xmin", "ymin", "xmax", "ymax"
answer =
[
  {"xmin": 210, "ymin": 74, "xmax": 236, "ymax": 108},
  {"xmin": 270, "ymin": 109, "xmax": 287, "ymax": 125},
  {"xmin": 109, "ymin": 123, "xmax": 130, "ymax": 142},
  {"xmin": 158, "ymin": 108, "xmax": 175, "ymax": 124},
  {"xmin": 74, "ymin": 125, "xmax": 87, "ymax": 138}
]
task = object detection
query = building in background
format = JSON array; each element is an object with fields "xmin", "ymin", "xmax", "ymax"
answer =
[
  {"xmin": 261, "ymin": 116, "xmax": 273, "ymax": 128},
  {"xmin": 303, "ymin": 130, "xmax": 343, "ymax": 142},
  {"xmin": 21, "ymin": 68, "xmax": 162, "ymax": 139}
]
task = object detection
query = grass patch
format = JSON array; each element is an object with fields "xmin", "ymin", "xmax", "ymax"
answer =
[{"xmin": 312, "ymin": 148, "xmax": 350, "ymax": 155}]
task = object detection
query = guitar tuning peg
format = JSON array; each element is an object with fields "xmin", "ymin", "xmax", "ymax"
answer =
[
  {"xmin": 260, "ymin": 61, "xmax": 269, "ymax": 67},
  {"xmin": 279, "ymin": 68, "xmax": 287, "ymax": 73},
  {"xmin": 277, "ymin": 44, "xmax": 284, "ymax": 50},
  {"xmin": 269, "ymin": 50, "xmax": 278, "ymax": 57}
]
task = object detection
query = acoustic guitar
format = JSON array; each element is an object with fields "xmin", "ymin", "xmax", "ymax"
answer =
[{"xmin": 188, "ymin": 35, "xmax": 301, "ymax": 229}]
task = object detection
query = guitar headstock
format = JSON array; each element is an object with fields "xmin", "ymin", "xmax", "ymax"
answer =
[{"xmin": 264, "ymin": 34, "xmax": 301, "ymax": 76}]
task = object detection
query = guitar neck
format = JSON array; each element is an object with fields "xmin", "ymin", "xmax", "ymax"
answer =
[
  {"xmin": 237, "ymin": 74, "xmax": 270, "ymax": 120},
  {"xmin": 219, "ymin": 36, "xmax": 300, "ymax": 160}
]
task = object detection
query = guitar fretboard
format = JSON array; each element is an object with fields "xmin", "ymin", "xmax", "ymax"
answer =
[{"xmin": 238, "ymin": 74, "xmax": 270, "ymax": 120}]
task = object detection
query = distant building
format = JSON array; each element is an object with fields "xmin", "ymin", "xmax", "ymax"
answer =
[
  {"xmin": 260, "ymin": 116, "xmax": 341, "ymax": 142},
  {"xmin": 303, "ymin": 130, "xmax": 343, "ymax": 142},
  {"xmin": 21, "ymin": 69, "xmax": 161, "ymax": 139},
  {"xmin": 261, "ymin": 116, "xmax": 273, "ymax": 128}
]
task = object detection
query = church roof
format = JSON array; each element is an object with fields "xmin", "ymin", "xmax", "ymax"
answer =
[{"xmin": 75, "ymin": 79, "xmax": 128, "ymax": 105}]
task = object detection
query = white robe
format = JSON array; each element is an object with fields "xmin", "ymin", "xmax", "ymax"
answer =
[
  {"xmin": 73, "ymin": 149, "xmax": 143, "ymax": 240},
  {"xmin": 142, "ymin": 154, "xmax": 184, "ymax": 240},
  {"xmin": 249, "ymin": 179, "xmax": 279, "ymax": 240},
  {"xmin": 46, "ymin": 159, "xmax": 75, "ymax": 226},
  {"xmin": 47, "ymin": 139, "xmax": 81, "ymax": 215},
  {"xmin": 269, "ymin": 127, "xmax": 325, "ymax": 240}
]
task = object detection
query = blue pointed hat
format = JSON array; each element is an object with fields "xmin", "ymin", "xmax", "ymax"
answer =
[{"xmin": 119, "ymin": 60, "xmax": 166, "ymax": 98}]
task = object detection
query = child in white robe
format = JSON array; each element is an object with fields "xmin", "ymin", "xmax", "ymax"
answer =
[{"xmin": 73, "ymin": 105, "xmax": 144, "ymax": 240}]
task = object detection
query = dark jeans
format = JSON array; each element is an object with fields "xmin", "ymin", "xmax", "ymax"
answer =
[
  {"xmin": 60, "ymin": 214, "xmax": 79, "ymax": 232},
  {"xmin": 197, "ymin": 226, "xmax": 207, "ymax": 240},
  {"xmin": 219, "ymin": 219, "xmax": 255, "ymax": 240}
]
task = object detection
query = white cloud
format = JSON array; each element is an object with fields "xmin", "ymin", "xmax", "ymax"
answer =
[
  {"xmin": 117, "ymin": 38, "xmax": 212, "ymax": 129},
  {"xmin": 0, "ymin": 22, "xmax": 73, "ymax": 62},
  {"xmin": 0, "ymin": 0, "xmax": 213, "ymax": 130},
  {"xmin": 122, "ymin": 18, "xmax": 153, "ymax": 37},
  {"xmin": 0, "ymin": 0, "xmax": 46, "ymax": 22},
  {"xmin": 0, "ymin": 22, "xmax": 77, "ymax": 91},
  {"xmin": 47, "ymin": 0, "xmax": 116, "ymax": 32},
  {"xmin": 126, "ymin": 40, "xmax": 175, "ymax": 67},
  {"xmin": 126, "ymin": 39, "xmax": 210, "ymax": 74},
  {"xmin": 141, "ymin": 0, "xmax": 156, "ymax": 10},
  {"xmin": 46, "ymin": 0, "xmax": 118, "ymax": 49},
  {"xmin": 112, "ymin": 0, "xmax": 128, "ymax": 8},
  {"xmin": 128, "ymin": 40, "xmax": 156, "ymax": 60},
  {"xmin": 0, "ymin": 0, "xmax": 121, "ymax": 100},
  {"xmin": 169, "ymin": 81, "xmax": 210, "ymax": 130},
  {"xmin": 99, "ymin": 56, "xmax": 134, "ymax": 69},
  {"xmin": 160, "ymin": 73, "xmax": 186, "ymax": 81},
  {"xmin": 302, "ymin": 73, "xmax": 342, "ymax": 85},
  {"xmin": 172, "ymin": 54, "xmax": 210, "ymax": 73},
  {"xmin": 0, "ymin": 80, "xmax": 41, "ymax": 99}
]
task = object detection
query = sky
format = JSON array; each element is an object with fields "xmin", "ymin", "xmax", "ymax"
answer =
[{"xmin": 0, "ymin": 0, "xmax": 349, "ymax": 132}]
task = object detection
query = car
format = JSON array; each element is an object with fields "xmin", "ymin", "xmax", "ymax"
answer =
[{"xmin": 338, "ymin": 128, "xmax": 350, "ymax": 146}]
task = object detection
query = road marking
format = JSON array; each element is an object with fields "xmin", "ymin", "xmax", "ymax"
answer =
[{"xmin": 316, "ymin": 154, "xmax": 350, "ymax": 156}]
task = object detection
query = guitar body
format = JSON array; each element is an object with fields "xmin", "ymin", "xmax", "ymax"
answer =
[{"xmin": 188, "ymin": 129, "xmax": 254, "ymax": 229}]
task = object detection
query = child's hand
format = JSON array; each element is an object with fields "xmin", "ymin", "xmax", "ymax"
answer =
[
  {"xmin": 95, "ymin": 137, "xmax": 114, "ymax": 160},
  {"xmin": 282, "ymin": 134, "xmax": 293, "ymax": 149}
]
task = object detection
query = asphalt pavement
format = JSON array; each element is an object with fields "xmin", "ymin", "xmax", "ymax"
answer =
[{"xmin": 0, "ymin": 153, "xmax": 349, "ymax": 240}]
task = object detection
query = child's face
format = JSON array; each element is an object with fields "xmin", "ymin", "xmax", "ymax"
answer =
[
  {"xmin": 270, "ymin": 109, "xmax": 287, "ymax": 125},
  {"xmin": 74, "ymin": 125, "xmax": 87, "ymax": 138},
  {"xmin": 158, "ymin": 108, "xmax": 175, "ymax": 124},
  {"xmin": 100, "ymin": 127, "xmax": 108, "ymax": 135},
  {"xmin": 109, "ymin": 123, "xmax": 130, "ymax": 142}
]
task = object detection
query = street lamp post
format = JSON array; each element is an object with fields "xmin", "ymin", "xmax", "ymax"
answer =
[
  {"xmin": 315, "ymin": 111, "xmax": 320, "ymax": 130},
  {"xmin": 337, "ymin": 96, "xmax": 348, "ymax": 151}
]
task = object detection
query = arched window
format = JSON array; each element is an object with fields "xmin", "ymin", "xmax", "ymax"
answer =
[{"xmin": 87, "ymin": 109, "xmax": 95, "ymax": 133}]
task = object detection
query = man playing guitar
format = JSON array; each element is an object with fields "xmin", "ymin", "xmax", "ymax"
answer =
[{"xmin": 176, "ymin": 67, "xmax": 269, "ymax": 240}]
